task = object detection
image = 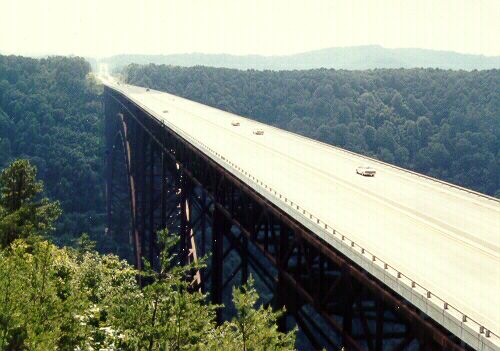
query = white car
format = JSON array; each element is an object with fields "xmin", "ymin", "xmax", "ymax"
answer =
[
  {"xmin": 231, "ymin": 120, "xmax": 240, "ymax": 126},
  {"xmin": 253, "ymin": 129, "xmax": 264, "ymax": 135},
  {"xmin": 356, "ymin": 166, "xmax": 376, "ymax": 177}
]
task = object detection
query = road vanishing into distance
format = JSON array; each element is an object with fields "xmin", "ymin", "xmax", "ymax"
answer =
[{"xmin": 98, "ymin": 65, "xmax": 500, "ymax": 350}]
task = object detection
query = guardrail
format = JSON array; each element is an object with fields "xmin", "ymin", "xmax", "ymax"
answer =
[
  {"xmin": 195, "ymin": 141, "xmax": 498, "ymax": 345},
  {"xmin": 114, "ymin": 81, "xmax": 500, "ymax": 203},
  {"xmin": 274, "ymin": 126, "xmax": 500, "ymax": 204},
  {"xmin": 162, "ymin": 88, "xmax": 500, "ymax": 204},
  {"xmin": 108, "ymin": 84, "xmax": 499, "ymax": 351}
]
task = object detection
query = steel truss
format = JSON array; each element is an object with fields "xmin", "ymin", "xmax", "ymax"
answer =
[{"xmin": 104, "ymin": 87, "xmax": 471, "ymax": 351}]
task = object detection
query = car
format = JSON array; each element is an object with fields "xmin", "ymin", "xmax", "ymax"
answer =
[
  {"xmin": 231, "ymin": 120, "xmax": 240, "ymax": 126},
  {"xmin": 146, "ymin": 88, "xmax": 150, "ymax": 91},
  {"xmin": 356, "ymin": 166, "xmax": 376, "ymax": 177},
  {"xmin": 253, "ymin": 129, "xmax": 264, "ymax": 135},
  {"xmin": 163, "ymin": 110, "xmax": 168, "ymax": 113}
]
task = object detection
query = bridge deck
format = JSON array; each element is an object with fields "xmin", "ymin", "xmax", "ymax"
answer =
[{"xmin": 102, "ymin": 77, "xmax": 499, "ymax": 350}]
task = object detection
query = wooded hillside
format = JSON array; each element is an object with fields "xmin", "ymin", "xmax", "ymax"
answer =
[{"xmin": 0, "ymin": 55, "xmax": 105, "ymax": 243}]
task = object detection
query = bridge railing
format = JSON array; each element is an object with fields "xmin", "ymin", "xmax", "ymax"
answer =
[
  {"xmin": 195, "ymin": 98, "xmax": 500, "ymax": 205},
  {"xmin": 110, "ymin": 85, "xmax": 499, "ymax": 351},
  {"xmin": 212, "ymin": 147, "xmax": 499, "ymax": 349},
  {"xmin": 165, "ymin": 120, "xmax": 497, "ymax": 345}
]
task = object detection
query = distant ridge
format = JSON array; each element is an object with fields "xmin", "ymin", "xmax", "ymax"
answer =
[{"xmin": 102, "ymin": 45, "xmax": 500, "ymax": 71}]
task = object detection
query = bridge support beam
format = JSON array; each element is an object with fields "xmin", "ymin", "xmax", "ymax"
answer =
[{"xmin": 104, "ymin": 87, "xmax": 472, "ymax": 351}]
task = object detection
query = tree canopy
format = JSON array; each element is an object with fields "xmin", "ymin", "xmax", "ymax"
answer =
[
  {"xmin": 0, "ymin": 159, "xmax": 61, "ymax": 248},
  {"xmin": 0, "ymin": 54, "xmax": 105, "ymax": 245},
  {"xmin": 0, "ymin": 159, "xmax": 296, "ymax": 350}
]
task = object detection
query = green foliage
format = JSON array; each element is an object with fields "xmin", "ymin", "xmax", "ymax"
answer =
[
  {"xmin": 0, "ymin": 160, "xmax": 296, "ymax": 350},
  {"xmin": 0, "ymin": 159, "xmax": 42, "ymax": 212},
  {"xmin": 0, "ymin": 54, "xmax": 104, "ymax": 242},
  {"xmin": 0, "ymin": 238, "xmax": 296, "ymax": 350},
  {"xmin": 124, "ymin": 64, "xmax": 500, "ymax": 197},
  {"xmin": 210, "ymin": 277, "xmax": 296, "ymax": 351},
  {"xmin": 0, "ymin": 238, "xmax": 86, "ymax": 350},
  {"xmin": 0, "ymin": 160, "xmax": 61, "ymax": 248},
  {"xmin": 103, "ymin": 230, "xmax": 217, "ymax": 350}
]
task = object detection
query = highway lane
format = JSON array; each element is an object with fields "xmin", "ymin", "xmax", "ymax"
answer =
[
  {"xmin": 101, "ymin": 77, "xmax": 500, "ymax": 345},
  {"xmin": 163, "ymin": 90, "xmax": 500, "ymax": 254}
]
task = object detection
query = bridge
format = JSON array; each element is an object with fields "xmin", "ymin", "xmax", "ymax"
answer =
[{"xmin": 100, "ymin": 71, "xmax": 499, "ymax": 351}]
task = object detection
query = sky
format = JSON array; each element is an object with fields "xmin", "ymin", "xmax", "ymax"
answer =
[{"xmin": 0, "ymin": 0, "xmax": 499, "ymax": 58}]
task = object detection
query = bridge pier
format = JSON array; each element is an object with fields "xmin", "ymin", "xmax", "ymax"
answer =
[{"xmin": 211, "ymin": 204, "xmax": 231, "ymax": 324}]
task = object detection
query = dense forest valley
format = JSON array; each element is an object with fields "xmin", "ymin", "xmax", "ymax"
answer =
[
  {"xmin": 0, "ymin": 55, "xmax": 295, "ymax": 350},
  {"xmin": 0, "ymin": 55, "xmax": 106, "ymax": 246},
  {"xmin": 125, "ymin": 64, "xmax": 500, "ymax": 198},
  {"xmin": 0, "ymin": 53, "xmax": 499, "ymax": 349}
]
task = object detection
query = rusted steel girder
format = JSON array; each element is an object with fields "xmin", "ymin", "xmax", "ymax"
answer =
[{"xmin": 104, "ymin": 87, "xmax": 471, "ymax": 351}]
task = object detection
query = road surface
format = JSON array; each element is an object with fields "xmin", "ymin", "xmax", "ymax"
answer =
[{"xmin": 98, "ymin": 66, "xmax": 500, "ymax": 349}]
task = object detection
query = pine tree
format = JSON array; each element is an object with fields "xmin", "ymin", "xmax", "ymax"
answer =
[{"xmin": 0, "ymin": 159, "xmax": 61, "ymax": 248}]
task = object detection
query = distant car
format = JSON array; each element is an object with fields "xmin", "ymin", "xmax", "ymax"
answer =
[
  {"xmin": 253, "ymin": 129, "xmax": 264, "ymax": 135},
  {"xmin": 356, "ymin": 166, "xmax": 376, "ymax": 177},
  {"xmin": 231, "ymin": 120, "xmax": 240, "ymax": 126},
  {"xmin": 163, "ymin": 110, "xmax": 168, "ymax": 113},
  {"xmin": 146, "ymin": 88, "xmax": 150, "ymax": 91}
]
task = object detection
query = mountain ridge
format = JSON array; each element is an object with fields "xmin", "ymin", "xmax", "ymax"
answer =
[{"xmin": 102, "ymin": 45, "xmax": 500, "ymax": 71}]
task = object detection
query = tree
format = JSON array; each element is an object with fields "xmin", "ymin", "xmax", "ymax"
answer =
[
  {"xmin": 394, "ymin": 146, "xmax": 410, "ymax": 165},
  {"xmin": 104, "ymin": 230, "xmax": 217, "ymax": 350},
  {"xmin": 103, "ymin": 230, "xmax": 297, "ymax": 351},
  {"xmin": 0, "ymin": 162, "xmax": 297, "ymax": 350},
  {"xmin": 363, "ymin": 125, "xmax": 376, "ymax": 148},
  {"xmin": 0, "ymin": 159, "xmax": 61, "ymax": 248},
  {"xmin": 0, "ymin": 238, "xmax": 91, "ymax": 350},
  {"xmin": 416, "ymin": 116, "xmax": 433, "ymax": 145},
  {"xmin": 375, "ymin": 126, "xmax": 395, "ymax": 151},
  {"xmin": 332, "ymin": 124, "xmax": 349, "ymax": 147},
  {"xmin": 210, "ymin": 277, "xmax": 296, "ymax": 351},
  {"xmin": 0, "ymin": 55, "xmax": 104, "ymax": 246}
]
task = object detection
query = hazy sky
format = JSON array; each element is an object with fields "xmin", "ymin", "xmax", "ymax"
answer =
[{"xmin": 1, "ymin": 0, "xmax": 499, "ymax": 58}]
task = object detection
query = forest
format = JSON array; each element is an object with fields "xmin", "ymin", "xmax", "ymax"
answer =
[
  {"xmin": 124, "ymin": 64, "xmax": 500, "ymax": 197},
  {"xmin": 0, "ymin": 55, "xmax": 107, "ymax": 247}
]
